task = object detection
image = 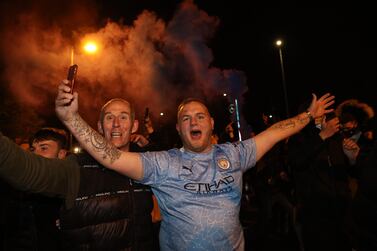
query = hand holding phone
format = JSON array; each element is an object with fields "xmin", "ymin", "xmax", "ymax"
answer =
[{"xmin": 66, "ymin": 64, "xmax": 78, "ymax": 94}]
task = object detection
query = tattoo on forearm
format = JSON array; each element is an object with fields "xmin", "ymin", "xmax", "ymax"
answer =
[
  {"xmin": 272, "ymin": 119, "xmax": 295, "ymax": 130},
  {"xmin": 298, "ymin": 113, "xmax": 310, "ymax": 124},
  {"xmin": 69, "ymin": 115, "xmax": 121, "ymax": 163},
  {"xmin": 271, "ymin": 113, "xmax": 309, "ymax": 130}
]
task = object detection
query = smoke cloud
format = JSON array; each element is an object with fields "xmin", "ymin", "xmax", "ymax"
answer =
[{"xmin": 0, "ymin": 0, "xmax": 248, "ymax": 139}]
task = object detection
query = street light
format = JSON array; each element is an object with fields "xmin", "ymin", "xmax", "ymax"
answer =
[
  {"xmin": 83, "ymin": 41, "xmax": 98, "ymax": 54},
  {"xmin": 275, "ymin": 39, "xmax": 289, "ymax": 118}
]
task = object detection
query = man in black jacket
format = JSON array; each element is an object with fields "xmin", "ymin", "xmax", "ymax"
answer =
[
  {"xmin": 288, "ymin": 112, "xmax": 359, "ymax": 251},
  {"xmin": 0, "ymin": 98, "xmax": 155, "ymax": 250}
]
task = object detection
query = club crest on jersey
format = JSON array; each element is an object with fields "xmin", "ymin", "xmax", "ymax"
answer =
[{"xmin": 217, "ymin": 158, "xmax": 230, "ymax": 170}]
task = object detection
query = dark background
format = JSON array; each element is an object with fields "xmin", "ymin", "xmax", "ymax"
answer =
[
  {"xmin": 97, "ymin": 1, "xmax": 376, "ymax": 110},
  {"xmin": 0, "ymin": 0, "xmax": 376, "ymax": 139},
  {"xmin": 193, "ymin": 2, "xmax": 376, "ymax": 119}
]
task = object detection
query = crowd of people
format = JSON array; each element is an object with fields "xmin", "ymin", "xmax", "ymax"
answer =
[{"xmin": 0, "ymin": 77, "xmax": 376, "ymax": 251}]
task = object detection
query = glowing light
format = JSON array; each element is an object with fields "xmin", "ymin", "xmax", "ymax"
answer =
[
  {"xmin": 160, "ymin": 112, "xmax": 164, "ymax": 116},
  {"xmin": 83, "ymin": 42, "xmax": 98, "ymax": 54},
  {"xmin": 276, "ymin": 40, "xmax": 283, "ymax": 47},
  {"xmin": 269, "ymin": 115, "xmax": 273, "ymax": 118},
  {"xmin": 73, "ymin": 146, "xmax": 81, "ymax": 153},
  {"xmin": 223, "ymin": 93, "xmax": 227, "ymax": 97}
]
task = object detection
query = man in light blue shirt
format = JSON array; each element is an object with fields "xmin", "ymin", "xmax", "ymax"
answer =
[
  {"xmin": 56, "ymin": 81, "xmax": 336, "ymax": 250},
  {"xmin": 141, "ymin": 134, "xmax": 256, "ymax": 250}
]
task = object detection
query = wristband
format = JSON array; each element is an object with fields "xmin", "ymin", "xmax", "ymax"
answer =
[{"xmin": 306, "ymin": 110, "xmax": 314, "ymax": 122}]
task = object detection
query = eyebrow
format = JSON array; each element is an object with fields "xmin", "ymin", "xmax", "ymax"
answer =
[
  {"xmin": 104, "ymin": 111, "xmax": 130, "ymax": 116},
  {"xmin": 181, "ymin": 112, "xmax": 207, "ymax": 118},
  {"xmin": 34, "ymin": 142, "xmax": 52, "ymax": 148}
]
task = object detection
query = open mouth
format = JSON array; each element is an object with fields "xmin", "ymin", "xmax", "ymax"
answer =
[
  {"xmin": 111, "ymin": 132, "xmax": 122, "ymax": 138},
  {"xmin": 190, "ymin": 130, "xmax": 202, "ymax": 139}
]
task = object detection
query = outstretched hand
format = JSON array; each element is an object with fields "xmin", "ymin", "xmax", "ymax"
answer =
[
  {"xmin": 307, "ymin": 93, "xmax": 335, "ymax": 119},
  {"xmin": 55, "ymin": 80, "xmax": 78, "ymax": 123}
]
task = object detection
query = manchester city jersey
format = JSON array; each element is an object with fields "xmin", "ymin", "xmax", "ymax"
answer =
[{"xmin": 140, "ymin": 138, "xmax": 256, "ymax": 251}]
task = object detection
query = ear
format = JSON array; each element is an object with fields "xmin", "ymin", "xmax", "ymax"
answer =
[
  {"xmin": 97, "ymin": 121, "xmax": 104, "ymax": 134},
  {"xmin": 58, "ymin": 149, "xmax": 67, "ymax": 159},
  {"xmin": 211, "ymin": 117, "xmax": 214, "ymax": 130},
  {"xmin": 131, "ymin": 120, "xmax": 139, "ymax": 134},
  {"xmin": 176, "ymin": 123, "xmax": 180, "ymax": 135}
]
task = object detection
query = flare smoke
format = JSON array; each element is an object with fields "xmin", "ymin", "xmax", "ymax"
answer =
[{"xmin": 0, "ymin": 0, "xmax": 248, "ymax": 138}]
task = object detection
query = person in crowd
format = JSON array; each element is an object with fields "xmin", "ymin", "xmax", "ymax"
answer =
[
  {"xmin": 0, "ymin": 98, "xmax": 155, "ymax": 250},
  {"xmin": 55, "ymin": 79, "xmax": 334, "ymax": 251},
  {"xmin": 287, "ymin": 105, "xmax": 360, "ymax": 251},
  {"xmin": 336, "ymin": 99, "xmax": 375, "ymax": 159},
  {"xmin": 1, "ymin": 128, "xmax": 67, "ymax": 250},
  {"xmin": 29, "ymin": 128, "xmax": 68, "ymax": 159},
  {"xmin": 335, "ymin": 99, "xmax": 376, "ymax": 251},
  {"xmin": 351, "ymin": 137, "xmax": 377, "ymax": 251},
  {"xmin": 244, "ymin": 111, "xmax": 300, "ymax": 251}
]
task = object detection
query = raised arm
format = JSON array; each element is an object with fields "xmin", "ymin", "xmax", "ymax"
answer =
[
  {"xmin": 55, "ymin": 81, "xmax": 144, "ymax": 180},
  {"xmin": 254, "ymin": 93, "xmax": 335, "ymax": 161}
]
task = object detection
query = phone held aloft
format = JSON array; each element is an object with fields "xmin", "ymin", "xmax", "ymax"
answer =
[{"xmin": 67, "ymin": 64, "xmax": 78, "ymax": 94}]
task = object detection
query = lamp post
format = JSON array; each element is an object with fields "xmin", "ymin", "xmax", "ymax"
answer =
[
  {"xmin": 70, "ymin": 47, "xmax": 74, "ymax": 66},
  {"xmin": 276, "ymin": 39, "xmax": 289, "ymax": 118}
]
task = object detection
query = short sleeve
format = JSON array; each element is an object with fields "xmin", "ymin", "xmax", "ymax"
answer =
[
  {"xmin": 235, "ymin": 138, "xmax": 257, "ymax": 172},
  {"xmin": 139, "ymin": 150, "xmax": 171, "ymax": 187}
]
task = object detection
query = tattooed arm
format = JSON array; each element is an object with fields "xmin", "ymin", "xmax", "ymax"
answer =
[
  {"xmin": 254, "ymin": 93, "xmax": 335, "ymax": 161},
  {"xmin": 55, "ymin": 81, "xmax": 144, "ymax": 180}
]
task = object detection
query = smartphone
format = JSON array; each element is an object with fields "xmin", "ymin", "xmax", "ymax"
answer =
[{"xmin": 66, "ymin": 64, "xmax": 78, "ymax": 94}]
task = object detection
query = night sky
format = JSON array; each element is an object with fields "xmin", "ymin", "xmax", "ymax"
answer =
[
  {"xmin": 194, "ymin": 3, "xmax": 377, "ymax": 118},
  {"xmin": 0, "ymin": 0, "xmax": 376, "ymax": 139},
  {"xmin": 94, "ymin": 1, "xmax": 377, "ymax": 109}
]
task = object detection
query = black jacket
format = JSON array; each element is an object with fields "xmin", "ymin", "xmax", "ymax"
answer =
[
  {"xmin": 59, "ymin": 152, "xmax": 154, "ymax": 251},
  {"xmin": 0, "ymin": 134, "xmax": 154, "ymax": 251}
]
